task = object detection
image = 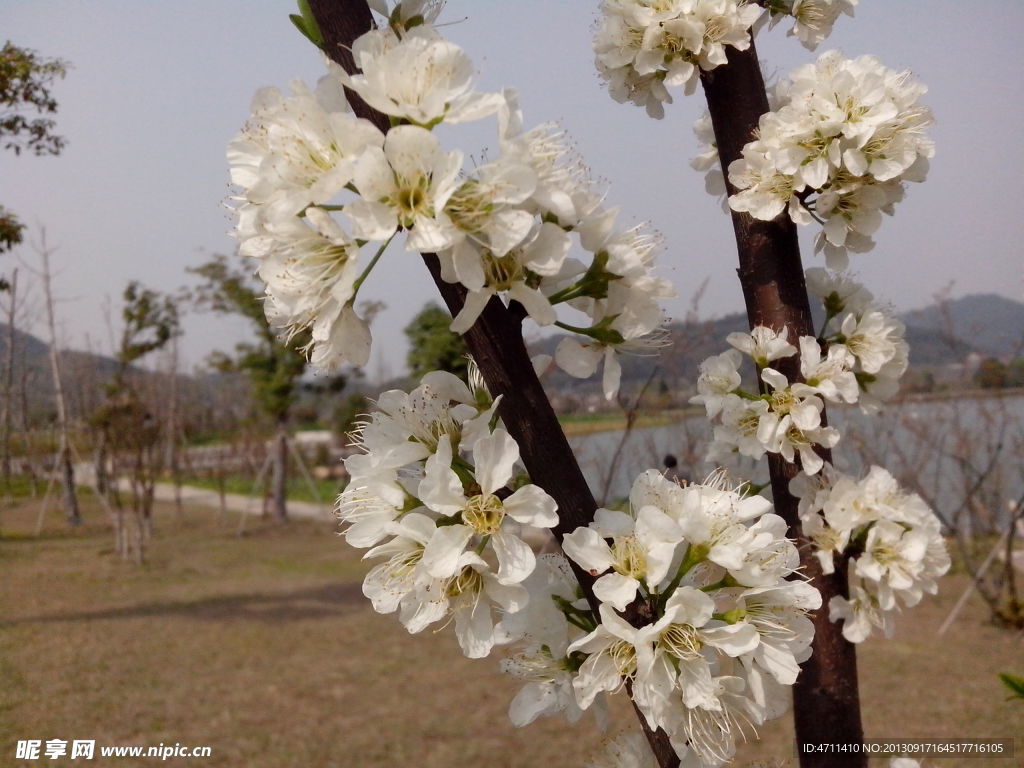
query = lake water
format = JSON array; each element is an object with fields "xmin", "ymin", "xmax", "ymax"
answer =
[{"xmin": 568, "ymin": 393, "xmax": 1024, "ymax": 531}]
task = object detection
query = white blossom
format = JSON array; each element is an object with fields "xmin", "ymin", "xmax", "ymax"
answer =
[
  {"xmin": 727, "ymin": 51, "xmax": 934, "ymax": 267},
  {"xmin": 783, "ymin": 0, "xmax": 858, "ymax": 51},
  {"xmin": 594, "ymin": 0, "xmax": 763, "ymax": 116},
  {"xmin": 691, "ymin": 349, "xmax": 743, "ymax": 419},
  {"xmin": 563, "ymin": 506, "xmax": 681, "ymax": 611},
  {"xmin": 727, "ymin": 326, "xmax": 797, "ymax": 368},
  {"xmin": 791, "ymin": 465, "xmax": 950, "ymax": 641},
  {"xmin": 344, "ymin": 124, "xmax": 463, "ymax": 252},
  {"xmin": 798, "ymin": 335, "xmax": 858, "ymax": 403},
  {"xmin": 419, "ymin": 429, "xmax": 558, "ymax": 586},
  {"xmin": 228, "ymin": 76, "xmax": 383, "ymax": 218},
  {"xmin": 337, "ymin": 26, "xmax": 504, "ymax": 126}
]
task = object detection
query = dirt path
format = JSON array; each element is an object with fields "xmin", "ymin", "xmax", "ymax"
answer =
[{"xmin": 70, "ymin": 463, "xmax": 335, "ymax": 521}]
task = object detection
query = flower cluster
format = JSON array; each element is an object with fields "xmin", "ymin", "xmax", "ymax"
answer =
[
  {"xmin": 242, "ymin": 2, "xmax": 950, "ymax": 766},
  {"xmin": 228, "ymin": 2, "xmax": 674, "ymax": 398},
  {"xmin": 692, "ymin": 268, "xmax": 910, "ymax": 472},
  {"xmin": 593, "ymin": 0, "xmax": 763, "ymax": 118},
  {"xmin": 691, "ymin": 262, "xmax": 950, "ymax": 647},
  {"xmin": 726, "ymin": 51, "xmax": 934, "ymax": 269},
  {"xmin": 791, "ymin": 465, "xmax": 950, "ymax": 643},
  {"xmin": 557, "ymin": 470, "xmax": 819, "ymax": 766},
  {"xmin": 805, "ymin": 267, "xmax": 909, "ymax": 412},
  {"xmin": 765, "ymin": 0, "xmax": 858, "ymax": 51},
  {"xmin": 337, "ymin": 370, "xmax": 819, "ymax": 765},
  {"xmin": 336, "ymin": 370, "xmax": 561, "ymax": 658},
  {"xmin": 693, "ymin": 326, "xmax": 838, "ymax": 475}
]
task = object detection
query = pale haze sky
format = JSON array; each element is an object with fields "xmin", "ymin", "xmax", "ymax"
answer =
[{"xmin": 3, "ymin": 1, "xmax": 1022, "ymax": 378}]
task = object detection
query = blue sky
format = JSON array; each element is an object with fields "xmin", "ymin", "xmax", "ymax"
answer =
[{"xmin": 3, "ymin": 1, "xmax": 1022, "ymax": 377}]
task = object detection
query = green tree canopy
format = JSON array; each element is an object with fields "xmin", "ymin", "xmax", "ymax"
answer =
[
  {"xmin": 1, "ymin": 42, "xmax": 69, "ymax": 260},
  {"xmin": 403, "ymin": 301, "xmax": 468, "ymax": 381},
  {"xmin": 974, "ymin": 357, "xmax": 1007, "ymax": 390},
  {"xmin": 1, "ymin": 41, "xmax": 69, "ymax": 156},
  {"xmin": 189, "ymin": 254, "xmax": 308, "ymax": 424}
]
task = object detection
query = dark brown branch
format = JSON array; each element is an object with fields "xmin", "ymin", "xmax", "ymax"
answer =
[
  {"xmin": 306, "ymin": 2, "xmax": 679, "ymax": 764},
  {"xmin": 700, "ymin": 40, "xmax": 865, "ymax": 768}
]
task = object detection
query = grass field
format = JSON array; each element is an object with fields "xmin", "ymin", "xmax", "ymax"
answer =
[
  {"xmin": 174, "ymin": 472, "xmax": 346, "ymax": 506},
  {"xmin": 1, "ymin": 497, "xmax": 1021, "ymax": 768},
  {"xmin": 559, "ymin": 410, "xmax": 696, "ymax": 436}
]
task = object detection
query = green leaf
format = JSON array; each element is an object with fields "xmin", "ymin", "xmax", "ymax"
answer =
[
  {"xmin": 289, "ymin": 0, "xmax": 324, "ymax": 49},
  {"xmin": 999, "ymin": 673, "xmax": 1024, "ymax": 701},
  {"xmin": 297, "ymin": 0, "xmax": 324, "ymax": 45},
  {"xmin": 289, "ymin": 15, "xmax": 314, "ymax": 45}
]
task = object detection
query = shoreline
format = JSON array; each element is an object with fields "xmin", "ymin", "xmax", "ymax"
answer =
[{"xmin": 557, "ymin": 387, "xmax": 1024, "ymax": 436}]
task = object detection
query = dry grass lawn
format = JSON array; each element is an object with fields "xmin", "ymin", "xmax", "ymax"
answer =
[{"xmin": 1, "ymin": 497, "xmax": 1021, "ymax": 768}]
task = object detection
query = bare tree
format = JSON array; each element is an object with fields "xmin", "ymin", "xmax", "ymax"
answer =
[
  {"xmin": 92, "ymin": 281, "xmax": 179, "ymax": 561},
  {"xmin": 34, "ymin": 233, "xmax": 80, "ymax": 526},
  {"xmin": 161, "ymin": 335, "xmax": 185, "ymax": 518},
  {"xmin": 1, "ymin": 268, "xmax": 19, "ymax": 485}
]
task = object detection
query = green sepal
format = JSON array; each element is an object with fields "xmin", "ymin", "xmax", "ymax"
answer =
[
  {"xmin": 289, "ymin": 0, "xmax": 324, "ymax": 49},
  {"xmin": 563, "ymin": 651, "xmax": 588, "ymax": 673},
  {"xmin": 714, "ymin": 608, "xmax": 747, "ymax": 625},
  {"xmin": 435, "ymin": 513, "xmax": 464, "ymax": 528}
]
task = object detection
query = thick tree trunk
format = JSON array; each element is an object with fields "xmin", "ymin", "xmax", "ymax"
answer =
[{"xmin": 700, "ymin": 41, "xmax": 865, "ymax": 767}]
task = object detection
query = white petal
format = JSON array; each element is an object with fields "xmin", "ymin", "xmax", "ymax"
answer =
[
  {"xmin": 332, "ymin": 306, "xmax": 371, "ymax": 367},
  {"xmin": 344, "ymin": 200, "xmax": 397, "ymax": 242},
  {"xmin": 562, "ymin": 527, "xmax": 614, "ymax": 575},
  {"xmin": 663, "ymin": 586, "xmax": 715, "ymax": 626},
  {"xmin": 757, "ymin": 641, "xmax": 801, "ymax": 685},
  {"xmin": 473, "ymin": 428, "xmax": 519, "ymax": 495},
  {"xmin": 454, "ymin": 595, "xmax": 495, "ymax": 659},
  {"xmin": 593, "ymin": 572, "xmax": 639, "ymax": 611},
  {"xmin": 384, "ymin": 125, "xmax": 442, "ymax": 179},
  {"xmin": 702, "ymin": 622, "xmax": 760, "ymax": 657},
  {"xmin": 677, "ymin": 659, "xmax": 716, "ymax": 709},
  {"xmin": 445, "ymin": 91, "xmax": 506, "ymax": 124},
  {"xmin": 504, "ymin": 484, "xmax": 558, "ymax": 528},
  {"xmin": 352, "ymin": 146, "xmax": 394, "ymax": 201},
  {"xmin": 487, "ymin": 209, "xmax": 535, "ymax": 257},
  {"xmin": 509, "ymin": 284, "xmax": 556, "ymax": 327},
  {"xmin": 421, "ymin": 525, "xmax": 474, "ymax": 578},
  {"xmin": 492, "ymin": 532, "xmax": 536, "ymax": 585},
  {"xmin": 419, "ymin": 440, "xmax": 465, "ymax": 515},
  {"xmin": 601, "ymin": 348, "xmax": 622, "ymax": 401},
  {"xmin": 554, "ymin": 337, "xmax": 601, "ymax": 379},
  {"xmin": 522, "ymin": 222, "xmax": 572, "ymax": 276},
  {"xmin": 452, "ymin": 239, "xmax": 486, "ymax": 290},
  {"xmin": 450, "ymin": 289, "xmax": 493, "ymax": 334},
  {"xmin": 407, "ymin": 214, "xmax": 456, "ymax": 253},
  {"xmin": 508, "ymin": 682, "xmax": 557, "ymax": 727}
]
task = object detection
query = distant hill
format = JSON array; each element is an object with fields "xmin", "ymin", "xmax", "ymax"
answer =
[
  {"xmin": 0, "ymin": 323, "xmax": 123, "ymax": 374},
  {"xmin": 901, "ymin": 293, "xmax": 1024, "ymax": 358},
  {"xmin": 0, "ymin": 323, "xmax": 142, "ymax": 421},
  {"xmin": 530, "ymin": 293, "xmax": 1024, "ymax": 397},
  {"xmin": 0, "ymin": 322, "xmax": 50, "ymax": 366},
  {"xmin": 5, "ymin": 292, "xmax": 1022, "ymax": 408},
  {"xmin": 1, "ymin": 323, "xmax": 124, "ymax": 381}
]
